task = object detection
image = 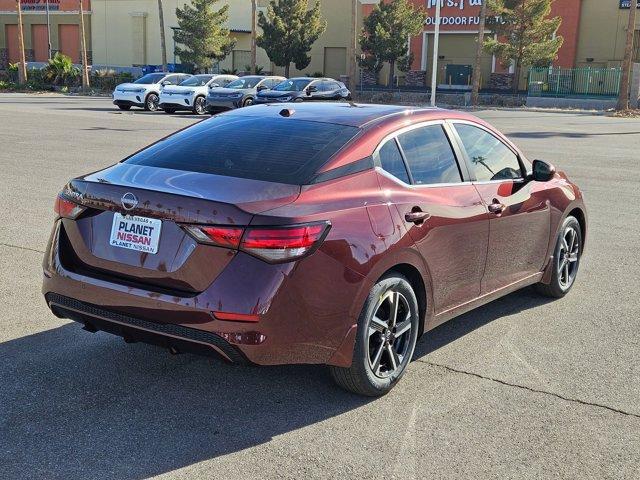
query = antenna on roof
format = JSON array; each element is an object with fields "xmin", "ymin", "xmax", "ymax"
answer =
[{"xmin": 279, "ymin": 108, "xmax": 295, "ymax": 117}]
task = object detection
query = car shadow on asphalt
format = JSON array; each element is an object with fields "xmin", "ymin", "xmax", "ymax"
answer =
[
  {"xmin": 0, "ymin": 287, "xmax": 552, "ymax": 479},
  {"xmin": 413, "ymin": 286, "xmax": 555, "ymax": 359}
]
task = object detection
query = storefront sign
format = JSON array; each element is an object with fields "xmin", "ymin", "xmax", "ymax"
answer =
[
  {"xmin": 20, "ymin": 0, "xmax": 61, "ymax": 11},
  {"xmin": 0, "ymin": 0, "xmax": 88, "ymax": 12},
  {"xmin": 619, "ymin": 0, "xmax": 640, "ymax": 8},
  {"xmin": 423, "ymin": 0, "xmax": 503, "ymax": 31}
]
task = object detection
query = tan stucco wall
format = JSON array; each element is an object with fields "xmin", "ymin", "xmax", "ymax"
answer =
[
  {"xmin": 90, "ymin": 0, "xmax": 355, "ymax": 77},
  {"xmin": 90, "ymin": 0, "xmax": 269, "ymax": 68},
  {"xmin": 575, "ymin": 0, "xmax": 640, "ymax": 68}
]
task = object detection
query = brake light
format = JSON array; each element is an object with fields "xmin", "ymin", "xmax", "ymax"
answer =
[
  {"xmin": 54, "ymin": 195, "xmax": 85, "ymax": 219},
  {"xmin": 183, "ymin": 225, "xmax": 244, "ymax": 248},
  {"xmin": 183, "ymin": 222, "xmax": 330, "ymax": 263},
  {"xmin": 241, "ymin": 222, "xmax": 330, "ymax": 263}
]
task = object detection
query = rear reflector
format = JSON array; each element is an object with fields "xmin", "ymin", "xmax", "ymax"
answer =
[
  {"xmin": 183, "ymin": 221, "xmax": 331, "ymax": 263},
  {"xmin": 54, "ymin": 195, "xmax": 85, "ymax": 219},
  {"xmin": 212, "ymin": 311, "xmax": 260, "ymax": 323}
]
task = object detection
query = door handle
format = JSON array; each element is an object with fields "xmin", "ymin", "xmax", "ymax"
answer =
[
  {"xmin": 488, "ymin": 200, "xmax": 506, "ymax": 214},
  {"xmin": 405, "ymin": 210, "xmax": 431, "ymax": 224}
]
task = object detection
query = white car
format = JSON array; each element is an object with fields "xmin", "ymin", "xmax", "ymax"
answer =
[
  {"xmin": 159, "ymin": 74, "xmax": 238, "ymax": 115},
  {"xmin": 112, "ymin": 72, "xmax": 193, "ymax": 112}
]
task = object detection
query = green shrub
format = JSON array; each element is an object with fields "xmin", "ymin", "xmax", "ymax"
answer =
[{"xmin": 43, "ymin": 52, "xmax": 80, "ymax": 86}]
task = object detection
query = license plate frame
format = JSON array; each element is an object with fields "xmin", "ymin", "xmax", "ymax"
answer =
[{"xmin": 109, "ymin": 213, "xmax": 162, "ymax": 254}]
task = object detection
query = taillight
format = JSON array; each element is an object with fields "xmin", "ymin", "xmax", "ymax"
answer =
[
  {"xmin": 241, "ymin": 223, "xmax": 330, "ymax": 263},
  {"xmin": 183, "ymin": 225, "xmax": 244, "ymax": 248},
  {"xmin": 54, "ymin": 195, "xmax": 85, "ymax": 219},
  {"xmin": 183, "ymin": 222, "xmax": 331, "ymax": 263}
]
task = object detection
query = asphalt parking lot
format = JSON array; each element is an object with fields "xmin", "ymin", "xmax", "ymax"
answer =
[{"xmin": 0, "ymin": 93, "xmax": 639, "ymax": 479}]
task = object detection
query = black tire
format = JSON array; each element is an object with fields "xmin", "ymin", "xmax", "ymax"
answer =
[
  {"xmin": 144, "ymin": 93, "xmax": 159, "ymax": 111},
  {"xmin": 243, "ymin": 97, "xmax": 254, "ymax": 107},
  {"xmin": 293, "ymin": 97, "xmax": 304, "ymax": 103},
  {"xmin": 535, "ymin": 216, "xmax": 582, "ymax": 298},
  {"xmin": 330, "ymin": 273, "xmax": 419, "ymax": 396},
  {"xmin": 163, "ymin": 108, "xmax": 176, "ymax": 114},
  {"xmin": 117, "ymin": 105, "xmax": 131, "ymax": 111},
  {"xmin": 193, "ymin": 96, "xmax": 207, "ymax": 115}
]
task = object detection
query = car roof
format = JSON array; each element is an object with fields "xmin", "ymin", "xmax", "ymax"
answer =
[{"xmin": 222, "ymin": 102, "xmax": 453, "ymax": 128}]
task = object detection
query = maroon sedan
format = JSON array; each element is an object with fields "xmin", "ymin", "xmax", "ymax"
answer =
[{"xmin": 43, "ymin": 103, "xmax": 587, "ymax": 396}]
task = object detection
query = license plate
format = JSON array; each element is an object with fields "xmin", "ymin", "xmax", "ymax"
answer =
[{"xmin": 109, "ymin": 213, "xmax": 162, "ymax": 254}]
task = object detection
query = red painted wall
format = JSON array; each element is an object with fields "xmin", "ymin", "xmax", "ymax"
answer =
[{"xmin": 360, "ymin": 0, "xmax": 583, "ymax": 70}]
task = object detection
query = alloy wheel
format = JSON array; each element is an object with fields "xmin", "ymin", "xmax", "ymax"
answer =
[
  {"xmin": 557, "ymin": 225, "xmax": 580, "ymax": 290},
  {"xmin": 194, "ymin": 97, "xmax": 206, "ymax": 115},
  {"xmin": 367, "ymin": 290, "xmax": 413, "ymax": 378},
  {"xmin": 146, "ymin": 94, "xmax": 159, "ymax": 111}
]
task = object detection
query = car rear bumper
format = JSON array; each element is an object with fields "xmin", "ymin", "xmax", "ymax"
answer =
[{"xmin": 42, "ymin": 220, "xmax": 362, "ymax": 367}]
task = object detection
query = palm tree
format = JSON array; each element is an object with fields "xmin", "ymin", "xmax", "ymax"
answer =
[
  {"xmin": 15, "ymin": 0, "xmax": 27, "ymax": 83},
  {"xmin": 617, "ymin": 0, "xmax": 638, "ymax": 111},
  {"xmin": 158, "ymin": 0, "xmax": 168, "ymax": 71},
  {"xmin": 79, "ymin": 0, "xmax": 90, "ymax": 89},
  {"xmin": 251, "ymin": 0, "xmax": 257, "ymax": 74},
  {"xmin": 471, "ymin": 0, "xmax": 488, "ymax": 107}
]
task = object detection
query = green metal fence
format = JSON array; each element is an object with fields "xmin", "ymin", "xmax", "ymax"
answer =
[{"xmin": 528, "ymin": 67, "xmax": 622, "ymax": 98}]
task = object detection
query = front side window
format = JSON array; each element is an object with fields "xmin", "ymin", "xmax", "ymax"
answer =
[
  {"xmin": 134, "ymin": 73, "xmax": 165, "ymax": 84},
  {"xmin": 375, "ymin": 140, "xmax": 411, "ymax": 184},
  {"xmin": 455, "ymin": 124, "xmax": 522, "ymax": 181},
  {"xmin": 397, "ymin": 125, "xmax": 461, "ymax": 185},
  {"xmin": 273, "ymin": 79, "xmax": 312, "ymax": 92},
  {"xmin": 227, "ymin": 77, "xmax": 261, "ymax": 89},
  {"xmin": 180, "ymin": 75, "xmax": 212, "ymax": 87}
]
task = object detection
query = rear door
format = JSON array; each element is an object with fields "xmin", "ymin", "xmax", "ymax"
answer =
[
  {"xmin": 450, "ymin": 121, "xmax": 550, "ymax": 293},
  {"xmin": 375, "ymin": 121, "xmax": 489, "ymax": 316}
]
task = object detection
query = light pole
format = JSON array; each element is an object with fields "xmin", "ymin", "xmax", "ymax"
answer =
[
  {"xmin": 430, "ymin": 0, "xmax": 442, "ymax": 107},
  {"xmin": 348, "ymin": 0, "xmax": 358, "ymax": 92},
  {"xmin": 251, "ymin": 0, "xmax": 257, "ymax": 74}
]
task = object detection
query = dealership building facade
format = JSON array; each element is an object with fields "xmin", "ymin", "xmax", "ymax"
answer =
[{"xmin": 1, "ymin": 0, "xmax": 639, "ymax": 87}]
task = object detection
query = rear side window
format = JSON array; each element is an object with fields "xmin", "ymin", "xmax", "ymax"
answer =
[
  {"xmin": 375, "ymin": 140, "xmax": 410, "ymax": 184},
  {"xmin": 123, "ymin": 115, "xmax": 359, "ymax": 185},
  {"xmin": 397, "ymin": 125, "xmax": 461, "ymax": 185},
  {"xmin": 455, "ymin": 124, "xmax": 522, "ymax": 181}
]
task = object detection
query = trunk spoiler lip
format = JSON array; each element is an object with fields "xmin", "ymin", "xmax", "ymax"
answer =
[{"xmin": 70, "ymin": 164, "xmax": 302, "ymax": 215}]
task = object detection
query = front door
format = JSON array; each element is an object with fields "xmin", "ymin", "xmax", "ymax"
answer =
[
  {"xmin": 451, "ymin": 122, "xmax": 551, "ymax": 293},
  {"xmin": 375, "ymin": 122, "xmax": 489, "ymax": 316}
]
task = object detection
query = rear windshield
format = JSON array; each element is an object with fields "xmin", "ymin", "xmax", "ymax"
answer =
[{"xmin": 123, "ymin": 115, "xmax": 359, "ymax": 184}]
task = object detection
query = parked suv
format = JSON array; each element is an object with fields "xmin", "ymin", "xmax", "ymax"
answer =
[
  {"xmin": 255, "ymin": 77, "xmax": 351, "ymax": 104},
  {"xmin": 205, "ymin": 75, "xmax": 285, "ymax": 113},
  {"xmin": 159, "ymin": 74, "xmax": 238, "ymax": 115},
  {"xmin": 113, "ymin": 73, "xmax": 192, "ymax": 111}
]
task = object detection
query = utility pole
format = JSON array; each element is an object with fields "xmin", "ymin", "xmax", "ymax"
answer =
[
  {"xmin": 430, "ymin": 0, "xmax": 442, "ymax": 107},
  {"xmin": 251, "ymin": 0, "xmax": 257, "ymax": 74},
  {"xmin": 617, "ymin": 0, "xmax": 638, "ymax": 111},
  {"xmin": 348, "ymin": 0, "xmax": 357, "ymax": 92},
  {"xmin": 15, "ymin": 0, "xmax": 27, "ymax": 83},
  {"xmin": 79, "ymin": 0, "xmax": 90, "ymax": 90},
  {"xmin": 157, "ymin": 0, "xmax": 168, "ymax": 71},
  {"xmin": 470, "ymin": 0, "xmax": 487, "ymax": 107}
]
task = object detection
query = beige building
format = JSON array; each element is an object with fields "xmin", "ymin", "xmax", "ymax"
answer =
[{"xmin": 90, "ymin": 0, "xmax": 353, "ymax": 79}]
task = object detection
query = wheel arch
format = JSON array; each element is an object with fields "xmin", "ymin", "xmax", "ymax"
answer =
[
  {"xmin": 378, "ymin": 263, "xmax": 428, "ymax": 338},
  {"xmin": 567, "ymin": 207, "xmax": 587, "ymax": 251}
]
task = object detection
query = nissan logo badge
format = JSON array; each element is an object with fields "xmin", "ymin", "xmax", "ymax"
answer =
[{"xmin": 121, "ymin": 192, "xmax": 139, "ymax": 211}]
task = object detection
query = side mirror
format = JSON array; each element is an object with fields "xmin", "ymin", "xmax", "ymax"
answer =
[
  {"xmin": 161, "ymin": 81, "xmax": 172, "ymax": 86},
  {"xmin": 257, "ymin": 85, "xmax": 268, "ymax": 92},
  {"xmin": 307, "ymin": 85, "xmax": 318, "ymax": 95},
  {"xmin": 531, "ymin": 159, "xmax": 556, "ymax": 182},
  {"xmin": 209, "ymin": 83, "xmax": 219, "ymax": 89}
]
